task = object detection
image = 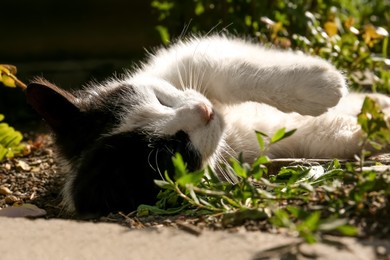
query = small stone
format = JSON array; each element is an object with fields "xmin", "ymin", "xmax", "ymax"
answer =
[
  {"xmin": 13, "ymin": 191, "xmax": 23, "ymax": 196},
  {"xmin": 29, "ymin": 159, "xmax": 42, "ymax": 166},
  {"xmin": 376, "ymin": 246, "xmax": 386, "ymax": 256},
  {"xmin": 0, "ymin": 203, "xmax": 46, "ymax": 218},
  {"xmin": 31, "ymin": 166, "xmax": 41, "ymax": 173},
  {"xmin": 0, "ymin": 186, "xmax": 12, "ymax": 195},
  {"xmin": 3, "ymin": 163, "xmax": 12, "ymax": 171},
  {"xmin": 163, "ymin": 219, "xmax": 172, "ymax": 224},
  {"xmin": 5, "ymin": 195, "xmax": 20, "ymax": 204},
  {"xmin": 16, "ymin": 160, "xmax": 31, "ymax": 171}
]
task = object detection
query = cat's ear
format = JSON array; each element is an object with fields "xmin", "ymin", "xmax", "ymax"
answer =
[{"xmin": 26, "ymin": 79, "xmax": 81, "ymax": 130}]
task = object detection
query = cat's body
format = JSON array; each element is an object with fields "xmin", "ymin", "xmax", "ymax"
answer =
[{"xmin": 26, "ymin": 35, "xmax": 390, "ymax": 217}]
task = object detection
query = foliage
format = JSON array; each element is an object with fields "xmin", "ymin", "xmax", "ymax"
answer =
[
  {"xmin": 0, "ymin": 65, "xmax": 27, "ymax": 90},
  {"xmin": 146, "ymin": 2, "xmax": 390, "ymax": 241},
  {"xmin": 0, "ymin": 114, "xmax": 26, "ymax": 161},
  {"xmin": 0, "ymin": 65, "xmax": 17, "ymax": 88},
  {"xmin": 0, "ymin": 65, "xmax": 28, "ymax": 161},
  {"xmin": 138, "ymin": 99, "xmax": 390, "ymax": 242},
  {"xmin": 357, "ymin": 97, "xmax": 390, "ymax": 164},
  {"xmin": 151, "ymin": 0, "xmax": 389, "ymax": 92}
]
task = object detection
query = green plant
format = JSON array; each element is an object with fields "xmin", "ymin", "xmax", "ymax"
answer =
[
  {"xmin": 0, "ymin": 65, "xmax": 27, "ymax": 90},
  {"xmin": 357, "ymin": 97, "xmax": 390, "ymax": 167},
  {"xmin": 0, "ymin": 114, "xmax": 25, "ymax": 161},
  {"xmin": 137, "ymin": 98, "xmax": 390, "ymax": 241},
  {"xmin": 0, "ymin": 65, "xmax": 28, "ymax": 161}
]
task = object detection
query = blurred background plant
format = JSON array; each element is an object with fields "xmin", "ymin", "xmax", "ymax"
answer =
[
  {"xmin": 151, "ymin": 0, "xmax": 390, "ymax": 93},
  {"xmin": 0, "ymin": 65, "xmax": 28, "ymax": 161}
]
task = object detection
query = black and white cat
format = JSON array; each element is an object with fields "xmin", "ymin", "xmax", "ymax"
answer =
[{"xmin": 26, "ymin": 35, "xmax": 390, "ymax": 217}]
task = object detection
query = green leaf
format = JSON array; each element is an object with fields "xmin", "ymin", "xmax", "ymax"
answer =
[
  {"xmin": 253, "ymin": 155, "xmax": 270, "ymax": 168},
  {"xmin": 231, "ymin": 159, "xmax": 247, "ymax": 178},
  {"xmin": 194, "ymin": 2, "xmax": 204, "ymax": 15},
  {"xmin": 172, "ymin": 153, "xmax": 187, "ymax": 179},
  {"xmin": 154, "ymin": 179, "xmax": 173, "ymax": 189},
  {"xmin": 271, "ymin": 208, "xmax": 292, "ymax": 228},
  {"xmin": 255, "ymin": 130, "xmax": 267, "ymax": 151},
  {"xmin": 303, "ymin": 211, "xmax": 321, "ymax": 231},
  {"xmin": 358, "ymin": 97, "xmax": 389, "ymax": 141},
  {"xmin": 136, "ymin": 204, "xmax": 187, "ymax": 217},
  {"xmin": 271, "ymin": 128, "xmax": 296, "ymax": 144},
  {"xmin": 176, "ymin": 170, "xmax": 205, "ymax": 187},
  {"xmin": 336, "ymin": 225, "xmax": 358, "ymax": 236},
  {"xmin": 155, "ymin": 26, "xmax": 170, "ymax": 45},
  {"xmin": 0, "ymin": 146, "xmax": 8, "ymax": 160},
  {"xmin": 151, "ymin": 1, "xmax": 174, "ymax": 11},
  {"xmin": 271, "ymin": 128, "xmax": 286, "ymax": 143},
  {"xmin": 0, "ymin": 120, "xmax": 25, "ymax": 161}
]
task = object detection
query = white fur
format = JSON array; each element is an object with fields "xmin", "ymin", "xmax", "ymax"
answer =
[{"xmin": 113, "ymin": 35, "xmax": 389, "ymax": 177}]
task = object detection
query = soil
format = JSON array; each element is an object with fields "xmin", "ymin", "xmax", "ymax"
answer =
[
  {"xmin": 1, "ymin": 131, "xmax": 389, "ymax": 238},
  {"xmin": 0, "ymin": 133, "xmax": 237, "ymax": 231}
]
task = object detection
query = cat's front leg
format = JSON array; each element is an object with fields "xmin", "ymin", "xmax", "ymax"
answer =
[
  {"xmin": 208, "ymin": 53, "xmax": 348, "ymax": 116},
  {"xmin": 142, "ymin": 36, "xmax": 348, "ymax": 116}
]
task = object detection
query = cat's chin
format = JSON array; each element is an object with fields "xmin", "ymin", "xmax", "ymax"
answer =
[{"xmin": 187, "ymin": 109, "xmax": 225, "ymax": 163}]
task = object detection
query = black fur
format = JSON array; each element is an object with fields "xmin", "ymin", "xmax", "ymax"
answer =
[
  {"xmin": 26, "ymin": 80, "xmax": 203, "ymax": 217},
  {"xmin": 71, "ymin": 130, "xmax": 202, "ymax": 217}
]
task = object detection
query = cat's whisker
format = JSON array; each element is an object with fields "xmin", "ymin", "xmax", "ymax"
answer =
[
  {"xmin": 147, "ymin": 149, "xmax": 157, "ymax": 172},
  {"xmin": 164, "ymin": 145, "xmax": 174, "ymax": 155},
  {"xmin": 204, "ymin": 22, "xmax": 223, "ymax": 37},
  {"xmin": 191, "ymin": 59, "xmax": 205, "ymax": 94},
  {"xmin": 155, "ymin": 149, "xmax": 166, "ymax": 181},
  {"xmin": 209, "ymin": 138, "xmax": 241, "ymax": 184},
  {"xmin": 198, "ymin": 67, "xmax": 209, "ymax": 95},
  {"xmin": 175, "ymin": 58, "xmax": 186, "ymax": 90},
  {"xmin": 179, "ymin": 20, "xmax": 192, "ymax": 41},
  {"xmin": 218, "ymin": 156, "xmax": 239, "ymax": 184},
  {"xmin": 188, "ymin": 39, "xmax": 207, "ymax": 93},
  {"xmin": 189, "ymin": 55, "xmax": 194, "ymax": 90}
]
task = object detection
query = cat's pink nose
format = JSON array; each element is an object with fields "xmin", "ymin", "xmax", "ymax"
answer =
[{"xmin": 195, "ymin": 103, "xmax": 214, "ymax": 124}]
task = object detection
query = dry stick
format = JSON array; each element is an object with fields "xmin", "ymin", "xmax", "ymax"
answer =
[
  {"xmin": 9, "ymin": 74, "xmax": 27, "ymax": 90},
  {"xmin": 0, "ymin": 65, "xmax": 27, "ymax": 90}
]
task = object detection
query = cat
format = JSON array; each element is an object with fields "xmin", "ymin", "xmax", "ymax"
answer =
[{"xmin": 26, "ymin": 35, "xmax": 390, "ymax": 217}]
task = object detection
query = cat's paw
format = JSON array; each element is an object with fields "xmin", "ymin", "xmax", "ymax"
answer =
[{"xmin": 289, "ymin": 68, "xmax": 348, "ymax": 116}]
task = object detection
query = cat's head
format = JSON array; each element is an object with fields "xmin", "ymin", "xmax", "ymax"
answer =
[{"xmin": 26, "ymin": 76, "xmax": 224, "ymax": 217}]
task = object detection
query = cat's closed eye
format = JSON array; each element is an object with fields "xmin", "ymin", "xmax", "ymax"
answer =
[{"xmin": 156, "ymin": 96, "xmax": 172, "ymax": 108}]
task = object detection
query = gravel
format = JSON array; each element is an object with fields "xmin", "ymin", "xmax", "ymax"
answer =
[{"xmin": 1, "ymin": 132, "xmax": 389, "ymax": 238}]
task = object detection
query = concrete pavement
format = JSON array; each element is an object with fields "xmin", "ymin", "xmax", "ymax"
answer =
[{"xmin": 0, "ymin": 218, "xmax": 389, "ymax": 259}]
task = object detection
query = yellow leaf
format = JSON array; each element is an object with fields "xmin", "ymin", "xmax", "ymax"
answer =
[
  {"xmin": 344, "ymin": 17, "xmax": 355, "ymax": 29},
  {"xmin": 0, "ymin": 65, "xmax": 17, "ymax": 75},
  {"xmin": 1, "ymin": 75, "xmax": 16, "ymax": 88},
  {"xmin": 0, "ymin": 65, "xmax": 11, "ymax": 76},
  {"xmin": 364, "ymin": 25, "xmax": 379, "ymax": 38},
  {"xmin": 324, "ymin": 21, "xmax": 338, "ymax": 37},
  {"xmin": 363, "ymin": 24, "xmax": 387, "ymax": 47},
  {"xmin": 271, "ymin": 22, "xmax": 283, "ymax": 40}
]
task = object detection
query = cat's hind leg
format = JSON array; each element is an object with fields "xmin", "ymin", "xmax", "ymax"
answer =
[{"xmin": 266, "ymin": 113, "xmax": 362, "ymax": 159}]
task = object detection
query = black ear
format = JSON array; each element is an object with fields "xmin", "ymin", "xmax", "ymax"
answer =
[{"xmin": 26, "ymin": 79, "xmax": 80, "ymax": 130}]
